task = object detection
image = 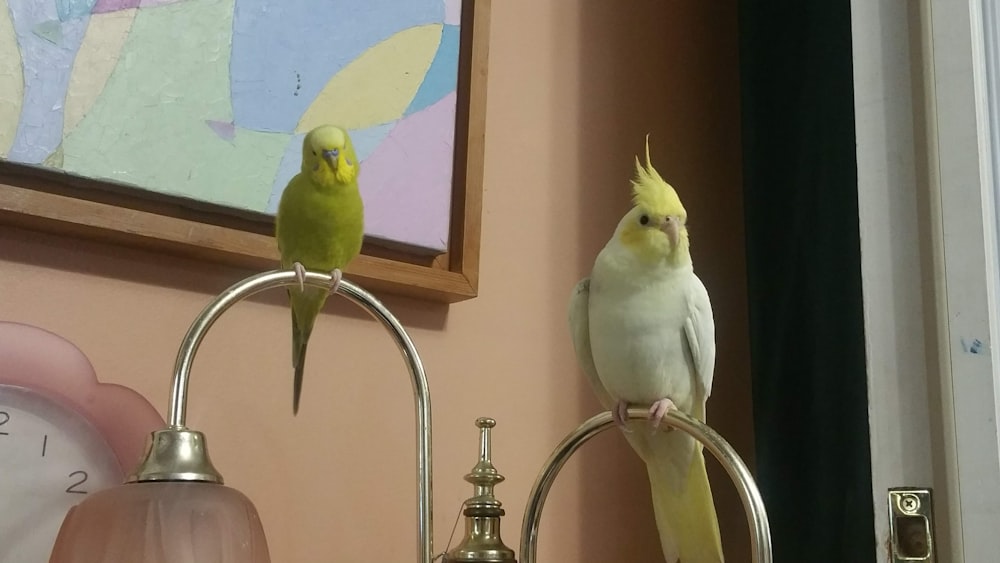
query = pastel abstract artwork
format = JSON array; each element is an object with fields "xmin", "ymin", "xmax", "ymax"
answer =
[{"xmin": 0, "ymin": 0, "xmax": 465, "ymax": 254}]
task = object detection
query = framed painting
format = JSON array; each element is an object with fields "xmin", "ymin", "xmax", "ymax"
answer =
[{"xmin": 0, "ymin": 0, "xmax": 489, "ymax": 303}]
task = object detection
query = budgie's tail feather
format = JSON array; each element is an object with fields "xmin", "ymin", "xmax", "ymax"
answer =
[
  {"xmin": 289, "ymin": 288, "xmax": 326, "ymax": 416},
  {"xmin": 648, "ymin": 448, "xmax": 724, "ymax": 563},
  {"xmin": 291, "ymin": 309, "xmax": 311, "ymax": 415}
]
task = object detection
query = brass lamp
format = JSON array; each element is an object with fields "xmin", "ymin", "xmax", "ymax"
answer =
[
  {"xmin": 45, "ymin": 268, "xmax": 774, "ymax": 563},
  {"xmin": 47, "ymin": 270, "xmax": 434, "ymax": 563}
]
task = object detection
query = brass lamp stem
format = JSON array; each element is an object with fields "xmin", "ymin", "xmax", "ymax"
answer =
[{"xmin": 129, "ymin": 269, "xmax": 435, "ymax": 563}]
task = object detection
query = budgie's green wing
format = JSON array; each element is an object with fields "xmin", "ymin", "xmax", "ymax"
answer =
[
  {"xmin": 275, "ymin": 167, "xmax": 364, "ymax": 414},
  {"xmin": 276, "ymin": 174, "xmax": 325, "ymax": 413}
]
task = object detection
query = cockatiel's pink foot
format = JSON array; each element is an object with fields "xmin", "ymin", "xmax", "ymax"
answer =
[
  {"xmin": 612, "ymin": 400, "xmax": 633, "ymax": 432},
  {"xmin": 649, "ymin": 397, "xmax": 677, "ymax": 430},
  {"xmin": 292, "ymin": 262, "xmax": 307, "ymax": 292},
  {"xmin": 328, "ymin": 268, "xmax": 343, "ymax": 294}
]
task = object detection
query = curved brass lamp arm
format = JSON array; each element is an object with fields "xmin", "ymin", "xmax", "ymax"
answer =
[
  {"xmin": 520, "ymin": 408, "xmax": 771, "ymax": 563},
  {"xmin": 140, "ymin": 269, "xmax": 433, "ymax": 563}
]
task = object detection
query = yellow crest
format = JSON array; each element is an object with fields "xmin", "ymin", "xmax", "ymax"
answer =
[{"xmin": 630, "ymin": 135, "xmax": 685, "ymax": 219}]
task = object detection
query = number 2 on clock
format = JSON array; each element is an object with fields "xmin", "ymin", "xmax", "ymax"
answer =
[
  {"xmin": 0, "ymin": 411, "xmax": 8, "ymax": 435},
  {"xmin": 66, "ymin": 471, "xmax": 88, "ymax": 494}
]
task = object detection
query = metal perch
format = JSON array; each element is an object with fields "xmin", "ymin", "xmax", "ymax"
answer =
[{"xmin": 126, "ymin": 269, "xmax": 434, "ymax": 563}]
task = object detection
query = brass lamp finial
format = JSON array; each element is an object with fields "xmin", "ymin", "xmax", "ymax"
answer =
[{"xmin": 443, "ymin": 417, "xmax": 517, "ymax": 563}]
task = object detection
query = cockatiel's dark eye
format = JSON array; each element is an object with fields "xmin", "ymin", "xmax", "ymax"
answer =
[{"xmin": 639, "ymin": 214, "xmax": 649, "ymax": 225}]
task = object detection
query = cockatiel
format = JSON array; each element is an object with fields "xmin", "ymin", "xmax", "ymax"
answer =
[
  {"xmin": 275, "ymin": 125, "xmax": 364, "ymax": 415},
  {"xmin": 568, "ymin": 137, "xmax": 723, "ymax": 562}
]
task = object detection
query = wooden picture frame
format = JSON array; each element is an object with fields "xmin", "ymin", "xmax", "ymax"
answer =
[{"xmin": 0, "ymin": 0, "xmax": 489, "ymax": 304}]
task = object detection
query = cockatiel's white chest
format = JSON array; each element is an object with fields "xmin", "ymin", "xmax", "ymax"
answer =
[{"xmin": 587, "ymin": 246, "xmax": 702, "ymax": 414}]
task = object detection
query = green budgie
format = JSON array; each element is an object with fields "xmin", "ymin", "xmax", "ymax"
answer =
[
  {"xmin": 275, "ymin": 125, "xmax": 364, "ymax": 415},
  {"xmin": 569, "ymin": 137, "xmax": 723, "ymax": 562}
]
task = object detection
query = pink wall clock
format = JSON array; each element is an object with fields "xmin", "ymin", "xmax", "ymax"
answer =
[{"xmin": 0, "ymin": 321, "xmax": 164, "ymax": 563}]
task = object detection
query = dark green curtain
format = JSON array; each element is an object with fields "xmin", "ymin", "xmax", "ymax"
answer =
[{"xmin": 738, "ymin": 2, "xmax": 876, "ymax": 562}]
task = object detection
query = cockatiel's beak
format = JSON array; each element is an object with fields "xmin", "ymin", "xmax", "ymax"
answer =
[
  {"xmin": 660, "ymin": 216, "xmax": 680, "ymax": 248},
  {"xmin": 322, "ymin": 148, "xmax": 341, "ymax": 170}
]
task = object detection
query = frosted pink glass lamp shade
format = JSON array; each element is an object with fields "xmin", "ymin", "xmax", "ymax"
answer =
[{"xmin": 48, "ymin": 482, "xmax": 270, "ymax": 563}]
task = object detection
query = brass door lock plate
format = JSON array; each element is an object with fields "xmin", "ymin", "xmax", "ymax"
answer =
[{"xmin": 888, "ymin": 487, "xmax": 936, "ymax": 562}]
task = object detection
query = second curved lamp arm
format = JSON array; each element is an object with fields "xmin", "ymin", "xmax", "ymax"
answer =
[{"xmin": 520, "ymin": 408, "xmax": 772, "ymax": 563}]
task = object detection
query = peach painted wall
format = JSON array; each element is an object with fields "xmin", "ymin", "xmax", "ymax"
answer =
[{"xmin": 0, "ymin": 1, "xmax": 752, "ymax": 561}]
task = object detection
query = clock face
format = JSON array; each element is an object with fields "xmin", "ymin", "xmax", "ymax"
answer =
[{"xmin": 0, "ymin": 384, "xmax": 124, "ymax": 563}]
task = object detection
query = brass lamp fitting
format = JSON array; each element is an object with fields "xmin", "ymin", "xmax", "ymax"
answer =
[{"xmin": 443, "ymin": 417, "xmax": 517, "ymax": 563}]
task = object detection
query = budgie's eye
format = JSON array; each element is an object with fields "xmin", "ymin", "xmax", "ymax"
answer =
[
  {"xmin": 312, "ymin": 150, "xmax": 317, "ymax": 156},
  {"xmin": 639, "ymin": 214, "xmax": 649, "ymax": 226}
]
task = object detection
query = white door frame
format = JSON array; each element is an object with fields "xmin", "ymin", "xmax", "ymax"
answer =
[{"xmin": 852, "ymin": 0, "xmax": 1000, "ymax": 561}]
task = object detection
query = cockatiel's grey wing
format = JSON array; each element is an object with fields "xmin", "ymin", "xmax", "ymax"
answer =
[
  {"xmin": 568, "ymin": 278, "xmax": 616, "ymax": 410},
  {"xmin": 683, "ymin": 275, "xmax": 716, "ymax": 419}
]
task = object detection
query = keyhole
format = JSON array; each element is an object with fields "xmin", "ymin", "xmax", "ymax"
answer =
[{"xmin": 895, "ymin": 515, "xmax": 930, "ymax": 558}]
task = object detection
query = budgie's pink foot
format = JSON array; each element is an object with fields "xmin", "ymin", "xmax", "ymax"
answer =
[
  {"xmin": 292, "ymin": 262, "xmax": 307, "ymax": 291},
  {"xmin": 649, "ymin": 398, "xmax": 677, "ymax": 430},
  {"xmin": 612, "ymin": 400, "xmax": 633, "ymax": 432},
  {"xmin": 328, "ymin": 268, "xmax": 343, "ymax": 294}
]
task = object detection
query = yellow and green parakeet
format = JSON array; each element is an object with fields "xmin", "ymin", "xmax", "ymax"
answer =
[
  {"xmin": 568, "ymin": 137, "xmax": 723, "ymax": 562},
  {"xmin": 275, "ymin": 125, "xmax": 364, "ymax": 415}
]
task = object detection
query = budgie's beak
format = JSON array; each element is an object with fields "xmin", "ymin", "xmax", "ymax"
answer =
[
  {"xmin": 660, "ymin": 216, "xmax": 680, "ymax": 248},
  {"xmin": 322, "ymin": 149, "xmax": 340, "ymax": 170},
  {"xmin": 326, "ymin": 146, "xmax": 356, "ymax": 184}
]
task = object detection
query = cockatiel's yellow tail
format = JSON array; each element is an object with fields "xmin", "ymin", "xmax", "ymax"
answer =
[
  {"xmin": 568, "ymin": 136, "xmax": 724, "ymax": 562},
  {"xmin": 275, "ymin": 125, "xmax": 364, "ymax": 415}
]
